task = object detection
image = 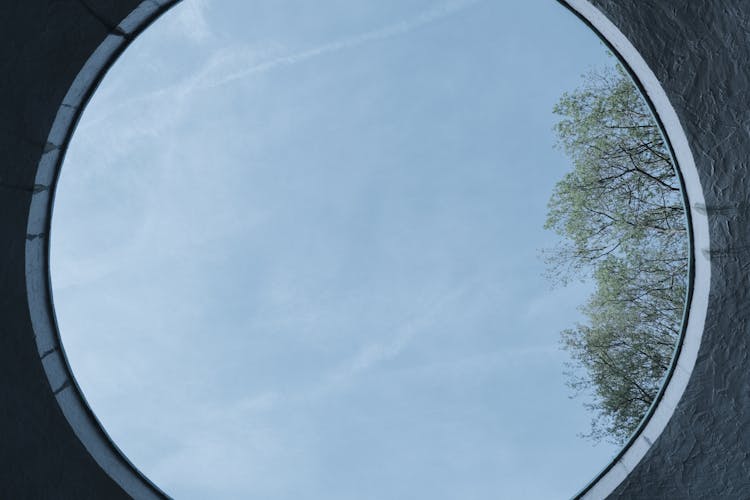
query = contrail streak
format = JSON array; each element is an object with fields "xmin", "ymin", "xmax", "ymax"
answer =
[
  {"xmin": 79, "ymin": 0, "xmax": 482, "ymax": 131},
  {"xmin": 195, "ymin": 0, "xmax": 483, "ymax": 89}
]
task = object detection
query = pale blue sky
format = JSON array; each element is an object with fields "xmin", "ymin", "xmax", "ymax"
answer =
[{"xmin": 51, "ymin": 1, "xmax": 620, "ymax": 498}]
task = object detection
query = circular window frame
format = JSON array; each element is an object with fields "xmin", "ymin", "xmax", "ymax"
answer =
[{"xmin": 21, "ymin": 1, "xmax": 711, "ymax": 498}]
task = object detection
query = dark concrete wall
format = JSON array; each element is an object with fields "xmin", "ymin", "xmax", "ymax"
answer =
[
  {"xmin": 1, "ymin": 1, "xmax": 747, "ymax": 498},
  {"xmin": 0, "ymin": 1, "xmax": 172, "ymax": 498},
  {"xmin": 584, "ymin": 1, "xmax": 750, "ymax": 498}
]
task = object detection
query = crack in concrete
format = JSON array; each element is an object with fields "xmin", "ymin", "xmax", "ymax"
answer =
[
  {"xmin": 701, "ymin": 246, "xmax": 750, "ymax": 258},
  {"xmin": 26, "ymin": 233, "xmax": 46, "ymax": 241},
  {"xmin": 0, "ymin": 180, "xmax": 48, "ymax": 194},
  {"xmin": 694, "ymin": 202, "xmax": 750, "ymax": 216},
  {"xmin": 77, "ymin": 0, "xmax": 132, "ymax": 41},
  {"xmin": 53, "ymin": 380, "xmax": 71, "ymax": 396},
  {"xmin": 39, "ymin": 347, "xmax": 58, "ymax": 360}
]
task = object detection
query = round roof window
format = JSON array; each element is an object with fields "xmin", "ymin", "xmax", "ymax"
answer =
[{"xmin": 50, "ymin": 1, "xmax": 688, "ymax": 498}]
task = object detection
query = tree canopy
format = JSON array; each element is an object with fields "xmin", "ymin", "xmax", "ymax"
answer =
[{"xmin": 545, "ymin": 62, "xmax": 689, "ymax": 445}]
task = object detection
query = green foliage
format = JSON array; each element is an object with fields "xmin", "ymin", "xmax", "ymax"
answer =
[{"xmin": 546, "ymin": 63, "xmax": 688, "ymax": 445}]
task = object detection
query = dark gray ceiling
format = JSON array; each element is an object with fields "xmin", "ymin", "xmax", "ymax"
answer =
[{"xmin": 0, "ymin": 1, "xmax": 746, "ymax": 498}]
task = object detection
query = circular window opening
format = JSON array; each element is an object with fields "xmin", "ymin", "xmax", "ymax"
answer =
[{"xmin": 49, "ymin": 1, "xmax": 688, "ymax": 498}]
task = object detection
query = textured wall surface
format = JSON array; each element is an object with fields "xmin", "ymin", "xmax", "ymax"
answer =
[
  {"xmin": 0, "ymin": 1, "xmax": 170, "ymax": 498},
  {"xmin": 583, "ymin": 1, "xmax": 750, "ymax": 498},
  {"xmin": 0, "ymin": 1, "xmax": 747, "ymax": 498}
]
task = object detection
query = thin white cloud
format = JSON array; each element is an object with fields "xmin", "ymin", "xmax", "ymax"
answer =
[
  {"xmin": 79, "ymin": 0, "xmax": 483, "ymax": 132},
  {"xmin": 287, "ymin": 283, "xmax": 477, "ymax": 403},
  {"xmin": 194, "ymin": 0, "xmax": 483, "ymax": 89},
  {"xmin": 161, "ymin": 0, "xmax": 214, "ymax": 42}
]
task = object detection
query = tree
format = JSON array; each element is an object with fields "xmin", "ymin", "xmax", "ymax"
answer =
[{"xmin": 545, "ymin": 62, "xmax": 689, "ymax": 445}]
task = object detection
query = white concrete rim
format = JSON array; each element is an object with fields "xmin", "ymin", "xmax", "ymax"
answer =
[
  {"xmin": 25, "ymin": 1, "xmax": 179, "ymax": 499},
  {"xmin": 23, "ymin": 1, "xmax": 708, "ymax": 498},
  {"xmin": 561, "ymin": 1, "xmax": 711, "ymax": 498}
]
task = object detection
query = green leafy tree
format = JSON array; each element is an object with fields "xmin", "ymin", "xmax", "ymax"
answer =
[{"xmin": 545, "ymin": 62, "xmax": 688, "ymax": 445}]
